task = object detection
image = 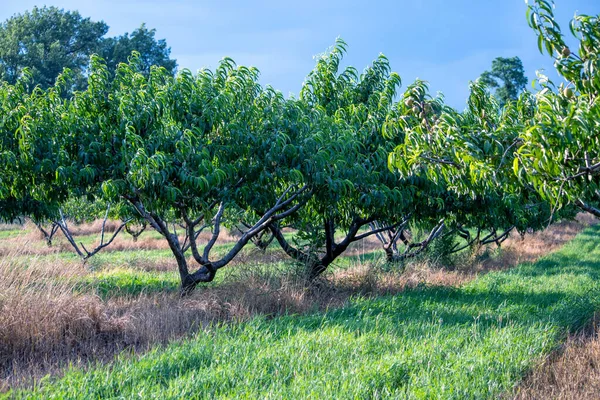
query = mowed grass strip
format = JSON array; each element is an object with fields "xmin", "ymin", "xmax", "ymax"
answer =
[{"xmin": 10, "ymin": 225, "xmax": 600, "ymax": 399}]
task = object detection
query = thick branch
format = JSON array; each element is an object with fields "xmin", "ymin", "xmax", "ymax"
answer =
[
  {"xmin": 392, "ymin": 220, "xmax": 445, "ymax": 261},
  {"xmin": 203, "ymin": 202, "xmax": 225, "ymax": 262},
  {"xmin": 269, "ymin": 223, "xmax": 314, "ymax": 263},
  {"xmin": 188, "ymin": 185, "xmax": 312, "ymax": 283},
  {"xmin": 353, "ymin": 218, "xmax": 409, "ymax": 243},
  {"xmin": 575, "ymin": 200, "xmax": 600, "ymax": 218}
]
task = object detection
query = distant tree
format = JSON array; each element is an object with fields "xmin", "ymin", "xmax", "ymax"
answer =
[
  {"xmin": 100, "ymin": 24, "xmax": 177, "ymax": 77},
  {"xmin": 0, "ymin": 6, "xmax": 108, "ymax": 90},
  {"xmin": 0, "ymin": 7, "xmax": 176, "ymax": 90},
  {"xmin": 480, "ymin": 56, "xmax": 528, "ymax": 106}
]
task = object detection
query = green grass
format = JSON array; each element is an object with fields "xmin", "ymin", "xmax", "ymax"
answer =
[
  {"xmin": 9, "ymin": 225, "xmax": 600, "ymax": 399},
  {"xmin": 0, "ymin": 230, "xmax": 23, "ymax": 239},
  {"xmin": 77, "ymin": 268, "xmax": 182, "ymax": 297}
]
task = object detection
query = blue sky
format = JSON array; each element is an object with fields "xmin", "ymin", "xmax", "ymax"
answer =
[{"xmin": 1, "ymin": 0, "xmax": 598, "ymax": 108}]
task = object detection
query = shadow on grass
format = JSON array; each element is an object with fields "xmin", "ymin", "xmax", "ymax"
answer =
[{"xmin": 21, "ymin": 226, "xmax": 600, "ymax": 399}]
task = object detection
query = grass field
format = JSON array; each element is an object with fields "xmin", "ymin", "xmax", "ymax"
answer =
[{"xmin": 3, "ymin": 221, "xmax": 600, "ymax": 399}]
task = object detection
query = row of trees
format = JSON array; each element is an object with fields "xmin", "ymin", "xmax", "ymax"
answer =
[{"xmin": 0, "ymin": 0, "xmax": 597, "ymax": 294}]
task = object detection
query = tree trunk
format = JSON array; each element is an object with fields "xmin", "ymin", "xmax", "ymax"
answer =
[
  {"xmin": 180, "ymin": 273, "xmax": 198, "ymax": 296},
  {"xmin": 307, "ymin": 261, "xmax": 330, "ymax": 281},
  {"xmin": 161, "ymin": 231, "xmax": 196, "ymax": 296}
]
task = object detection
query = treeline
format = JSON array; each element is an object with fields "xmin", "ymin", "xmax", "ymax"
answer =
[
  {"xmin": 0, "ymin": 6, "xmax": 176, "ymax": 90},
  {"xmin": 0, "ymin": 0, "xmax": 598, "ymax": 294}
]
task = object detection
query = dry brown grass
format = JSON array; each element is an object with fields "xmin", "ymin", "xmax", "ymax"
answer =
[
  {"xmin": 0, "ymin": 222, "xmax": 25, "ymax": 232},
  {"xmin": 0, "ymin": 215, "xmax": 596, "ymax": 393},
  {"xmin": 0, "ymin": 256, "xmax": 349, "ymax": 390},
  {"xmin": 66, "ymin": 219, "xmax": 122, "ymax": 236},
  {"xmin": 514, "ymin": 314, "xmax": 600, "ymax": 400}
]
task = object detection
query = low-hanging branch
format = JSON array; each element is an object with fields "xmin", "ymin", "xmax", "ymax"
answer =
[
  {"xmin": 575, "ymin": 199, "xmax": 600, "ymax": 218},
  {"xmin": 369, "ymin": 219, "xmax": 411, "ymax": 262},
  {"xmin": 390, "ymin": 220, "xmax": 446, "ymax": 261},
  {"xmin": 447, "ymin": 226, "xmax": 514, "ymax": 255},
  {"xmin": 238, "ymin": 221, "xmax": 275, "ymax": 251},
  {"xmin": 480, "ymin": 227, "xmax": 514, "ymax": 246}
]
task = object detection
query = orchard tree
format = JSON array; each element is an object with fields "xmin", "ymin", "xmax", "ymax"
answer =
[
  {"xmin": 516, "ymin": 0, "xmax": 600, "ymax": 217},
  {"xmin": 0, "ymin": 69, "xmax": 70, "ymax": 223},
  {"xmin": 390, "ymin": 79, "xmax": 558, "ymax": 251},
  {"xmin": 480, "ymin": 56, "xmax": 528, "ymax": 107},
  {"xmin": 0, "ymin": 68, "xmax": 133, "ymax": 256},
  {"xmin": 266, "ymin": 40, "xmax": 446, "ymax": 278},
  {"xmin": 60, "ymin": 54, "xmax": 313, "ymax": 293},
  {"xmin": 0, "ymin": 71, "xmax": 63, "ymax": 244}
]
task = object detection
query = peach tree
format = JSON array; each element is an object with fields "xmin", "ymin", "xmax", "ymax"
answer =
[
  {"xmin": 516, "ymin": 0, "xmax": 600, "ymax": 217},
  {"xmin": 60, "ymin": 54, "xmax": 315, "ymax": 293}
]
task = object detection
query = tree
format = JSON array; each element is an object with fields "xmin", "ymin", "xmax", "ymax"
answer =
[
  {"xmin": 0, "ymin": 7, "xmax": 176, "ymax": 91},
  {"xmin": 0, "ymin": 69, "xmax": 71, "ymax": 223},
  {"xmin": 265, "ymin": 40, "xmax": 447, "ymax": 279},
  {"xmin": 4, "ymin": 0, "xmax": 597, "ymax": 296},
  {"xmin": 54, "ymin": 55, "xmax": 313, "ymax": 293},
  {"xmin": 0, "ymin": 68, "xmax": 134, "ymax": 258},
  {"xmin": 480, "ymin": 57, "xmax": 528, "ymax": 107},
  {"xmin": 390, "ymin": 79, "xmax": 559, "ymax": 250},
  {"xmin": 0, "ymin": 7, "xmax": 108, "ymax": 90},
  {"xmin": 100, "ymin": 24, "xmax": 177, "ymax": 77},
  {"xmin": 515, "ymin": 0, "xmax": 600, "ymax": 218}
]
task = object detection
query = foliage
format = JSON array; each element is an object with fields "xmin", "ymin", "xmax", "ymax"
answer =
[
  {"xmin": 55, "ymin": 53, "xmax": 314, "ymax": 291},
  {"xmin": 390, "ymin": 78, "xmax": 561, "ymax": 251},
  {"xmin": 266, "ymin": 39, "xmax": 417, "ymax": 278},
  {"xmin": 100, "ymin": 23, "xmax": 177, "ymax": 78},
  {"xmin": 0, "ymin": 6, "xmax": 176, "ymax": 91},
  {"xmin": 0, "ymin": 68, "xmax": 70, "ymax": 223},
  {"xmin": 517, "ymin": 0, "xmax": 600, "ymax": 217},
  {"xmin": 480, "ymin": 57, "xmax": 528, "ymax": 107},
  {"xmin": 1, "ymin": 0, "xmax": 599, "ymax": 293}
]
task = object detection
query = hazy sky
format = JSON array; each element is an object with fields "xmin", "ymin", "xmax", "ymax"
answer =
[{"xmin": 1, "ymin": 0, "xmax": 598, "ymax": 108}]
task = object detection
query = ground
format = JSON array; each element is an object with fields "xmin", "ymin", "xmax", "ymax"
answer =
[{"xmin": 0, "ymin": 215, "xmax": 599, "ymax": 398}]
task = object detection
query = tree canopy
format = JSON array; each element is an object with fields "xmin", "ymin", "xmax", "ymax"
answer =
[
  {"xmin": 480, "ymin": 56, "xmax": 528, "ymax": 107},
  {"xmin": 0, "ymin": 6, "xmax": 177, "ymax": 90},
  {"xmin": 100, "ymin": 23, "xmax": 177, "ymax": 77}
]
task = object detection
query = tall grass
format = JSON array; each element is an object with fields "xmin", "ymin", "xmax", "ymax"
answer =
[
  {"xmin": 0, "ymin": 215, "xmax": 594, "ymax": 395},
  {"xmin": 7, "ymin": 224, "xmax": 600, "ymax": 399}
]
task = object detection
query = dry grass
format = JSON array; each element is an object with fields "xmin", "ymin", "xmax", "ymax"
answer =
[
  {"xmin": 0, "ymin": 222, "xmax": 25, "ymax": 232},
  {"xmin": 66, "ymin": 219, "xmax": 122, "ymax": 236},
  {"xmin": 0, "ymin": 215, "xmax": 596, "ymax": 393},
  {"xmin": 514, "ymin": 314, "xmax": 600, "ymax": 400},
  {"xmin": 0, "ymin": 256, "xmax": 346, "ymax": 390}
]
